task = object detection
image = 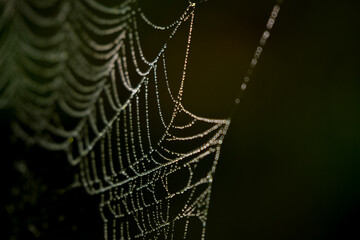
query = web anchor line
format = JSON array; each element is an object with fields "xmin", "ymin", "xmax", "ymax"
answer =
[
  {"xmin": 0, "ymin": 0, "xmax": 282, "ymax": 239},
  {"xmin": 230, "ymin": 1, "xmax": 282, "ymax": 120}
]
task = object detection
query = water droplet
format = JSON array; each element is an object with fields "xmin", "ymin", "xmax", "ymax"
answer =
[{"xmin": 241, "ymin": 83, "xmax": 247, "ymax": 91}]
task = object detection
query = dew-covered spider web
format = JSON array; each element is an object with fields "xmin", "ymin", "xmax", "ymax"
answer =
[{"xmin": 0, "ymin": 0, "xmax": 281, "ymax": 239}]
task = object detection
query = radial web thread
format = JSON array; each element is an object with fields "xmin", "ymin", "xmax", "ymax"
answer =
[{"xmin": 0, "ymin": 0, "xmax": 281, "ymax": 239}]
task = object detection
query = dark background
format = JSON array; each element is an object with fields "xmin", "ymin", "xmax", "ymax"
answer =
[
  {"xmin": 2, "ymin": 0, "xmax": 360, "ymax": 239},
  {"xmin": 196, "ymin": 1, "xmax": 360, "ymax": 240}
]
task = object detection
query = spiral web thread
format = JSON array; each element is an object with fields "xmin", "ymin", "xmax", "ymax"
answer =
[{"xmin": 0, "ymin": 0, "xmax": 280, "ymax": 239}]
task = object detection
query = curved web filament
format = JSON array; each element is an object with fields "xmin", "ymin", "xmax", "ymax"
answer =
[{"xmin": 0, "ymin": 0, "xmax": 281, "ymax": 239}]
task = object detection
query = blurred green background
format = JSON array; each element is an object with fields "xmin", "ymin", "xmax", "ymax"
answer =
[{"xmin": 195, "ymin": 1, "xmax": 360, "ymax": 239}]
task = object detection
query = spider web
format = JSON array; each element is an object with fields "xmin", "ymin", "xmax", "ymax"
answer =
[{"xmin": 0, "ymin": 0, "xmax": 281, "ymax": 239}]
